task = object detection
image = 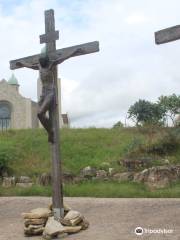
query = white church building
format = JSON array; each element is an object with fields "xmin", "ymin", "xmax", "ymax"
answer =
[{"xmin": 0, "ymin": 74, "xmax": 69, "ymax": 130}]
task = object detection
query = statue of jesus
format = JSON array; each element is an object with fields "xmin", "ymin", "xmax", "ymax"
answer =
[{"xmin": 16, "ymin": 48, "xmax": 83, "ymax": 143}]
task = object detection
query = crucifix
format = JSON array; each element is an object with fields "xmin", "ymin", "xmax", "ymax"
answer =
[
  {"xmin": 10, "ymin": 9, "xmax": 99, "ymax": 219},
  {"xmin": 155, "ymin": 24, "xmax": 180, "ymax": 45}
]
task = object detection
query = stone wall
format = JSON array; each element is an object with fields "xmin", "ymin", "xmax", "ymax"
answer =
[
  {"xmin": 0, "ymin": 78, "xmax": 69, "ymax": 129},
  {"xmin": 0, "ymin": 80, "xmax": 38, "ymax": 129}
]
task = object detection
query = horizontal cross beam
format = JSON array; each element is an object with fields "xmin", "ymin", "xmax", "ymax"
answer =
[
  {"xmin": 54, "ymin": 41, "xmax": 99, "ymax": 60},
  {"xmin": 10, "ymin": 55, "xmax": 39, "ymax": 70},
  {"xmin": 40, "ymin": 30, "xmax": 59, "ymax": 44},
  {"xmin": 155, "ymin": 25, "xmax": 180, "ymax": 44},
  {"xmin": 10, "ymin": 41, "xmax": 99, "ymax": 70}
]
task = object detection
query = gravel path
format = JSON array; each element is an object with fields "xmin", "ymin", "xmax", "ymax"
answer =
[{"xmin": 0, "ymin": 197, "xmax": 179, "ymax": 240}]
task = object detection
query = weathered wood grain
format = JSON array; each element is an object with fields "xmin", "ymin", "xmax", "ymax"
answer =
[
  {"xmin": 57, "ymin": 41, "xmax": 99, "ymax": 57},
  {"xmin": 155, "ymin": 25, "xmax": 180, "ymax": 44},
  {"xmin": 40, "ymin": 30, "xmax": 59, "ymax": 44},
  {"xmin": 10, "ymin": 54, "xmax": 39, "ymax": 70},
  {"xmin": 10, "ymin": 41, "xmax": 99, "ymax": 70},
  {"xmin": 43, "ymin": 9, "xmax": 64, "ymax": 219}
]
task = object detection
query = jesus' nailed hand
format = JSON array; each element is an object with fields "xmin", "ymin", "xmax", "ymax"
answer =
[{"xmin": 15, "ymin": 47, "xmax": 85, "ymax": 70}]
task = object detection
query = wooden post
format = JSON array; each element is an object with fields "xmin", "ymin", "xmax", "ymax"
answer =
[{"xmin": 42, "ymin": 9, "xmax": 63, "ymax": 219}]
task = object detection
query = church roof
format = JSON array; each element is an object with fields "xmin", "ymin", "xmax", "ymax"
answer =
[{"xmin": 8, "ymin": 73, "xmax": 19, "ymax": 85}]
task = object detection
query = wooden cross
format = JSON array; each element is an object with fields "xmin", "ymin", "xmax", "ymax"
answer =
[
  {"xmin": 10, "ymin": 9, "xmax": 99, "ymax": 219},
  {"xmin": 155, "ymin": 25, "xmax": 180, "ymax": 44}
]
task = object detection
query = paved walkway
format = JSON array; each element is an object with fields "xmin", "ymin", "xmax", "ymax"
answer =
[{"xmin": 0, "ymin": 197, "xmax": 179, "ymax": 240}]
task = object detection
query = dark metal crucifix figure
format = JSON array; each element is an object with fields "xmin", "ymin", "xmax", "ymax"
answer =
[{"xmin": 10, "ymin": 9, "xmax": 99, "ymax": 219}]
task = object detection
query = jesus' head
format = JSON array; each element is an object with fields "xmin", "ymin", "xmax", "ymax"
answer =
[{"xmin": 39, "ymin": 55, "xmax": 49, "ymax": 68}]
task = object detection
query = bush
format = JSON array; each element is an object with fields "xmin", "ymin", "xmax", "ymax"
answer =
[
  {"xmin": 123, "ymin": 137, "xmax": 144, "ymax": 157},
  {"xmin": 113, "ymin": 121, "xmax": 124, "ymax": 129},
  {"xmin": 147, "ymin": 128, "xmax": 180, "ymax": 155},
  {"xmin": 0, "ymin": 144, "xmax": 18, "ymax": 176},
  {"xmin": 123, "ymin": 128, "xmax": 180, "ymax": 159}
]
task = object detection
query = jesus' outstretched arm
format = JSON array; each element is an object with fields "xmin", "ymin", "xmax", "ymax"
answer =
[
  {"xmin": 49, "ymin": 48, "xmax": 84, "ymax": 69},
  {"xmin": 16, "ymin": 61, "xmax": 39, "ymax": 70}
]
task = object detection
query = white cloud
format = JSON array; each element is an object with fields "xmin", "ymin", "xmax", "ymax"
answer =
[
  {"xmin": 125, "ymin": 14, "xmax": 147, "ymax": 25},
  {"xmin": 0, "ymin": 0, "xmax": 179, "ymax": 128}
]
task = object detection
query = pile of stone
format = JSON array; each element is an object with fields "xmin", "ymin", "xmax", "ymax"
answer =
[
  {"xmin": 22, "ymin": 203, "xmax": 89, "ymax": 239},
  {"xmin": 22, "ymin": 208, "xmax": 52, "ymax": 236},
  {"xmin": 2, "ymin": 176, "xmax": 33, "ymax": 188},
  {"xmin": 2, "ymin": 176, "xmax": 16, "ymax": 187},
  {"xmin": 134, "ymin": 165, "xmax": 180, "ymax": 189},
  {"xmin": 16, "ymin": 176, "xmax": 33, "ymax": 187},
  {"xmin": 37, "ymin": 165, "xmax": 118, "ymax": 185}
]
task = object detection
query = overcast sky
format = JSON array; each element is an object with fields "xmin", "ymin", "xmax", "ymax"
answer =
[{"xmin": 0, "ymin": 0, "xmax": 180, "ymax": 127}]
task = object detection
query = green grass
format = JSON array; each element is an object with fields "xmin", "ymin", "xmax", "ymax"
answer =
[
  {"xmin": 0, "ymin": 128, "xmax": 144, "ymax": 176},
  {"xmin": 0, "ymin": 185, "xmax": 52, "ymax": 196},
  {"xmin": 0, "ymin": 127, "xmax": 178, "ymax": 177},
  {"xmin": 0, "ymin": 127, "xmax": 179, "ymax": 198},
  {"xmin": 0, "ymin": 181, "xmax": 180, "ymax": 198}
]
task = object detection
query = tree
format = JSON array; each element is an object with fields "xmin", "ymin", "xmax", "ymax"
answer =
[
  {"xmin": 158, "ymin": 94, "xmax": 180, "ymax": 126},
  {"xmin": 128, "ymin": 99, "xmax": 165, "ymax": 126},
  {"xmin": 113, "ymin": 121, "xmax": 124, "ymax": 128}
]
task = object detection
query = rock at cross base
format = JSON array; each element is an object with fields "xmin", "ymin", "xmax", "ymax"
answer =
[
  {"xmin": 62, "ymin": 225, "xmax": 82, "ymax": 233},
  {"xmin": 57, "ymin": 232, "xmax": 69, "ymax": 239},
  {"xmin": 24, "ymin": 224, "xmax": 45, "ymax": 236},
  {"xmin": 24, "ymin": 218, "xmax": 47, "ymax": 227},
  {"xmin": 60, "ymin": 216, "xmax": 89, "ymax": 229},
  {"xmin": 64, "ymin": 210, "xmax": 83, "ymax": 226},
  {"xmin": 43, "ymin": 217, "xmax": 82, "ymax": 238},
  {"xmin": 43, "ymin": 217, "xmax": 64, "ymax": 237},
  {"xmin": 21, "ymin": 204, "xmax": 89, "ymax": 238},
  {"xmin": 22, "ymin": 208, "xmax": 52, "ymax": 219},
  {"xmin": 78, "ymin": 217, "xmax": 90, "ymax": 230}
]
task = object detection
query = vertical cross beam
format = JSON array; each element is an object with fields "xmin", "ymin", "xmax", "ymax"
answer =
[{"xmin": 40, "ymin": 9, "xmax": 64, "ymax": 219}]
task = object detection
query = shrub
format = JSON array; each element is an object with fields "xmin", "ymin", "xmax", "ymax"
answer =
[
  {"xmin": 113, "ymin": 121, "xmax": 124, "ymax": 129},
  {"xmin": 123, "ymin": 137, "xmax": 145, "ymax": 158},
  {"xmin": 147, "ymin": 128, "xmax": 180, "ymax": 155},
  {"xmin": 123, "ymin": 128, "xmax": 180, "ymax": 159},
  {"xmin": 0, "ymin": 144, "xmax": 18, "ymax": 176}
]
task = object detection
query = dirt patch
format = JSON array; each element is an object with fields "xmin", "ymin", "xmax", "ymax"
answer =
[{"xmin": 0, "ymin": 197, "xmax": 179, "ymax": 240}]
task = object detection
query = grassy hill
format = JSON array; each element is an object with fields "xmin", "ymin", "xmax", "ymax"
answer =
[
  {"xmin": 0, "ymin": 128, "xmax": 133, "ymax": 176},
  {"xmin": 0, "ymin": 127, "xmax": 180, "ymax": 197},
  {"xmin": 0, "ymin": 127, "xmax": 179, "ymax": 176}
]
